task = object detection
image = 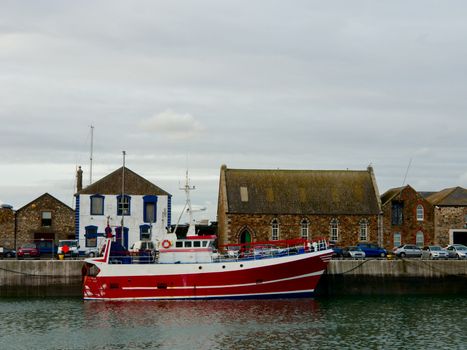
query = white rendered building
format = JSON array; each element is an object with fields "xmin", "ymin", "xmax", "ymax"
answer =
[{"xmin": 75, "ymin": 166, "xmax": 172, "ymax": 250}]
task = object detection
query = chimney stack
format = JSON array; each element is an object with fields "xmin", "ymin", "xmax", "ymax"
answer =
[{"xmin": 77, "ymin": 166, "xmax": 83, "ymax": 192}]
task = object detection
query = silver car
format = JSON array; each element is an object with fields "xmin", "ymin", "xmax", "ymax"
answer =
[
  {"xmin": 344, "ymin": 246, "xmax": 366, "ymax": 259},
  {"xmin": 445, "ymin": 244, "xmax": 467, "ymax": 259},
  {"xmin": 421, "ymin": 246, "xmax": 449, "ymax": 260},
  {"xmin": 393, "ymin": 244, "xmax": 422, "ymax": 258}
]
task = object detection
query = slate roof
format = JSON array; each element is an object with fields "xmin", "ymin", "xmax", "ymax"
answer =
[
  {"xmin": 77, "ymin": 167, "xmax": 170, "ymax": 196},
  {"xmin": 380, "ymin": 186, "xmax": 405, "ymax": 205},
  {"xmin": 426, "ymin": 187, "xmax": 467, "ymax": 206},
  {"xmin": 223, "ymin": 168, "xmax": 381, "ymax": 215}
]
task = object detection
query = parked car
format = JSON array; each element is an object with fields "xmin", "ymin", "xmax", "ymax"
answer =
[
  {"xmin": 17, "ymin": 243, "xmax": 40, "ymax": 259},
  {"xmin": 357, "ymin": 243, "xmax": 387, "ymax": 258},
  {"xmin": 343, "ymin": 246, "xmax": 366, "ymax": 259},
  {"xmin": 330, "ymin": 244, "xmax": 344, "ymax": 258},
  {"xmin": 57, "ymin": 240, "xmax": 80, "ymax": 257},
  {"xmin": 35, "ymin": 240, "xmax": 57, "ymax": 256},
  {"xmin": 421, "ymin": 245, "xmax": 449, "ymax": 260},
  {"xmin": 393, "ymin": 244, "xmax": 422, "ymax": 258},
  {"xmin": 79, "ymin": 247, "xmax": 99, "ymax": 258},
  {"xmin": 445, "ymin": 244, "xmax": 467, "ymax": 260},
  {"xmin": 0, "ymin": 247, "xmax": 16, "ymax": 258}
]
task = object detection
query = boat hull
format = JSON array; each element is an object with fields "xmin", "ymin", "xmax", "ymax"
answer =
[{"xmin": 83, "ymin": 249, "xmax": 333, "ymax": 300}]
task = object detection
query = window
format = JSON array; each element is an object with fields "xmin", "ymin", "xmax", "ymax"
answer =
[
  {"xmin": 143, "ymin": 195, "xmax": 157, "ymax": 223},
  {"xmin": 41, "ymin": 211, "xmax": 52, "ymax": 227},
  {"xmin": 117, "ymin": 195, "xmax": 131, "ymax": 216},
  {"xmin": 90, "ymin": 195, "xmax": 104, "ymax": 215},
  {"xmin": 393, "ymin": 232, "xmax": 401, "ymax": 248},
  {"xmin": 300, "ymin": 219, "xmax": 309, "ymax": 239},
  {"xmin": 193, "ymin": 241, "xmax": 201, "ymax": 248},
  {"xmin": 391, "ymin": 202, "xmax": 403, "ymax": 225},
  {"xmin": 140, "ymin": 224, "xmax": 151, "ymax": 240},
  {"xmin": 271, "ymin": 219, "xmax": 279, "ymax": 241},
  {"xmin": 330, "ymin": 219, "xmax": 339, "ymax": 242},
  {"xmin": 85, "ymin": 226, "xmax": 98, "ymax": 247},
  {"xmin": 240, "ymin": 187, "xmax": 249, "ymax": 202},
  {"xmin": 416, "ymin": 205, "xmax": 424, "ymax": 221},
  {"xmin": 359, "ymin": 219, "xmax": 368, "ymax": 241},
  {"xmin": 175, "ymin": 241, "xmax": 183, "ymax": 248},
  {"xmin": 416, "ymin": 231, "xmax": 424, "ymax": 247},
  {"xmin": 184, "ymin": 241, "xmax": 192, "ymax": 248}
]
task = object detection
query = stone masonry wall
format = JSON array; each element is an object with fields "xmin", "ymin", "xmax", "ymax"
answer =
[
  {"xmin": 0, "ymin": 208, "xmax": 15, "ymax": 248},
  {"xmin": 16, "ymin": 195, "xmax": 75, "ymax": 248},
  {"xmin": 434, "ymin": 206, "xmax": 467, "ymax": 246},
  {"xmin": 381, "ymin": 187, "xmax": 434, "ymax": 249},
  {"xmin": 224, "ymin": 213, "xmax": 379, "ymax": 247}
]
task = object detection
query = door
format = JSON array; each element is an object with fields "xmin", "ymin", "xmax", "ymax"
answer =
[{"xmin": 239, "ymin": 230, "xmax": 251, "ymax": 244}]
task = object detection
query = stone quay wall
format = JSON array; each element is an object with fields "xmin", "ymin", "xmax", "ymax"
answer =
[{"xmin": 0, "ymin": 259, "xmax": 465, "ymax": 297}]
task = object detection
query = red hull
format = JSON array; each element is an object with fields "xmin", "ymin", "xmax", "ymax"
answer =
[{"xmin": 84, "ymin": 250, "xmax": 332, "ymax": 300}]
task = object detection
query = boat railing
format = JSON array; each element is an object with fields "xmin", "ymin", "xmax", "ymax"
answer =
[{"xmin": 215, "ymin": 237, "xmax": 329, "ymax": 262}]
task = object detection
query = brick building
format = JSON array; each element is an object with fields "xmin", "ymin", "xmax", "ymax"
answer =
[
  {"xmin": 217, "ymin": 165, "xmax": 382, "ymax": 247},
  {"xmin": 426, "ymin": 187, "xmax": 467, "ymax": 246},
  {"xmin": 15, "ymin": 193, "xmax": 75, "ymax": 250},
  {"xmin": 381, "ymin": 185, "xmax": 434, "ymax": 249},
  {"xmin": 0, "ymin": 205, "xmax": 15, "ymax": 249}
]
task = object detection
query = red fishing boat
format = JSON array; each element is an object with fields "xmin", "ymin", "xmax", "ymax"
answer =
[{"xmin": 82, "ymin": 236, "xmax": 333, "ymax": 300}]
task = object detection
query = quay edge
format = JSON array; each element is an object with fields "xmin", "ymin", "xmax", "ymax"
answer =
[{"xmin": 0, "ymin": 260, "xmax": 466, "ymax": 297}]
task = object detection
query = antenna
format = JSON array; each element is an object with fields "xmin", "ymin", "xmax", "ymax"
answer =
[
  {"xmin": 401, "ymin": 158, "xmax": 412, "ymax": 187},
  {"xmin": 90, "ymin": 125, "xmax": 94, "ymax": 185}
]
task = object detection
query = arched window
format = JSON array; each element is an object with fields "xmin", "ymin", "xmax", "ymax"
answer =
[
  {"xmin": 271, "ymin": 219, "xmax": 279, "ymax": 241},
  {"xmin": 330, "ymin": 218, "xmax": 339, "ymax": 242},
  {"xmin": 359, "ymin": 219, "xmax": 368, "ymax": 241},
  {"xmin": 416, "ymin": 231, "xmax": 424, "ymax": 247},
  {"xmin": 416, "ymin": 205, "xmax": 424, "ymax": 221},
  {"xmin": 300, "ymin": 218, "xmax": 309, "ymax": 239}
]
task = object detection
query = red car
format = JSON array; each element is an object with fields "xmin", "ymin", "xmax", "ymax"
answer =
[{"xmin": 17, "ymin": 243, "xmax": 40, "ymax": 259}]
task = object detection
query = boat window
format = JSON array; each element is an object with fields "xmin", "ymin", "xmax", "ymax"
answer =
[
  {"xmin": 193, "ymin": 241, "xmax": 201, "ymax": 248},
  {"xmin": 184, "ymin": 241, "xmax": 192, "ymax": 248},
  {"xmin": 175, "ymin": 241, "xmax": 183, "ymax": 248},
  {"xmin": 202, "ymin": 241, "xmax": 208, "ymax": 247}
]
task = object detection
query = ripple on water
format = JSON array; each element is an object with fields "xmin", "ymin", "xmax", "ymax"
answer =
[{"xmin": 0, "ymin": 296, "xmax": 466, "ymax": 350}]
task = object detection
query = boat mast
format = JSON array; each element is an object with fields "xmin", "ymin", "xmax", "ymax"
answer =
[
  {"xmin": 173, "ymin": 170, "xmax": 196, "ymax": 236},
  {"xmin": 121, "ymin": 151, "xmax": 126, "ymax": 244}
]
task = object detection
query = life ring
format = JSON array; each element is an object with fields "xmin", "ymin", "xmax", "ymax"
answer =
[{"xmin": 162, "ymin": 240, "xmax": 171, "ymax": 249}]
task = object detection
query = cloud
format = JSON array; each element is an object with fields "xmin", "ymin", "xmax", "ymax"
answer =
[{"xmin": 139, "ymin": 110, "xmax": 205, "ymax": 140}]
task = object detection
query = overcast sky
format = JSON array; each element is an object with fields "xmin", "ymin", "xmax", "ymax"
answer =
[{"xmin": 1, "ymin": 1, "xmax": 466, "ymax": 222}]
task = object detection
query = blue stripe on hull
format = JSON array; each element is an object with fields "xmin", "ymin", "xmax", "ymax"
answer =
[{"xmin": 84, "ymin": 290, "xmax": 315, "ymax": 301}]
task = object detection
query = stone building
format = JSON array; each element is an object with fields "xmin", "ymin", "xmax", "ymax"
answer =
[
  {"xmin": 217, "ymin": 165, "xmax": 382, "ymax": 247},
  {"xmin": 75, "ymin": 166, "xmax": 172, "ymax": 250},
  {"xmin": 426, "ymin": 187, "xmax": 467, "ymax": 246},
  {"xmin": 380, "ymin": 185, "xmax": 435, "ymax": 249},
  {"xmin": 0, "ymin": 205, "xmax": 15, "ymax": 248},
  {"xmin": 15, "ymin": 193, "xmax": 75, "ymax": 250}
]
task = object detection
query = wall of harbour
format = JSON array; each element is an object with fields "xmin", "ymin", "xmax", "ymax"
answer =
[{"xmin": 0, "ymin": 259, "xmax": 466, "ymax": 297}]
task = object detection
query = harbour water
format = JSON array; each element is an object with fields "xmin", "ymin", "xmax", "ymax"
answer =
[{"xmin": 0, "ymin": 296, "xmax": 466, "ymax": 350}]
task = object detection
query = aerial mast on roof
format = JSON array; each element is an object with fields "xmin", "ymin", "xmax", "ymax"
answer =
[{"xmin": 89, "ymin": 125, "xmax": 94, "ymax": 185}]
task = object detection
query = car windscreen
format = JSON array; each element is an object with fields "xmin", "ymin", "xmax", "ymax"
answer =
[{"xmin": 430, "ymin": 246, "xmax": 441, "ymax": 251}]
